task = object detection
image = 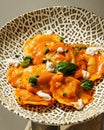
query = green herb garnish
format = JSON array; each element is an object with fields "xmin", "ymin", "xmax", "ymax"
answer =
[
  {"xmin": 75, "ymin": 46, "xmax": 87, "ymax": 51},
  {"xmin": 73, "ymin": 52, "xmax": 78, "ymax": 56},
  {"xmin": 21, "ymin": 56, "xmax": 32, "ymax": 67},
  {"xmin": 18, "ymin": 97, "xmax": 21, "ymax": 101},
  {"xmin": 54, "ymin": 61, "xmax": 77, "ymax": 75},
  {"xmin": 42, "ymin": 57, "xmax": 51, "ymax": 63},
  {"xmin": 81, "ymin": 79, "xmax": 94, "ymax": 90},
  {"xmin": 60, "ymin": 36, "xmax": 65, "ymax": 42},
  {"xmin": 42, "ymin": 58, "xmax": 47, "ymax": 63},
  {"xmin": 44, "ymin": 48, "xmax": 49, "ymax": 54},
  {"xmin": 63, "ymin": 93, "xmax": 67, "ymax": 97},
  {"xmin": 29, "ymin": 74, "xmax": 39, "ymax": 86}
]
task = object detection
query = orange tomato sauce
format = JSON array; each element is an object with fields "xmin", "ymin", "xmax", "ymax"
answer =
[{"xmin": 6, "ymin": 33, "xmax": 104, "ymax": 109}]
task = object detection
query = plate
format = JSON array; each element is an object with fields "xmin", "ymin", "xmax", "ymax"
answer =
[{"xmin": 0, "ymin": 6, "xmax": 104, "ymax": 126}]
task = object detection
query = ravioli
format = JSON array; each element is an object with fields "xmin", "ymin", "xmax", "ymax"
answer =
[
  {"xmin": 6, "ymin": 33, "xmax": 104, "ymax": 109},
  {"xmin": 15, "ymin": 88, "xmax": 55, "ymax": 106},
  {"xmin": 50, "ymin": 73, "xmax": 94, "ymax": 107}
]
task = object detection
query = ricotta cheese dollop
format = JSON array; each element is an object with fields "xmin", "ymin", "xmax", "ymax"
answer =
[
  {"xmin": 46, "ymin": 61, "xmax": 54, "ymax": 72},
  {"xmin": 82, "ymin": 70, "xmax": 90, "ymax": 79},
  {"xmin": 37, "ymin": 90, "xmax": 52, "ymax": 101},
  {"xmin": 86, "ymin": 47, "xmax": 99, "ymax": 56},
  {"xmin": 57, "ymin": 47, "xmax": 64, "ymax": 53},
  {"xmin": 72, "ymin": 99, "xmax": 84, "ymax": 110}
]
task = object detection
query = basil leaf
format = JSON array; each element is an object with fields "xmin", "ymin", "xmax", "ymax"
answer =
[
  {"xmin": 81, "ymin": 80, "xmax": 94, "ymax": 90},
  {"xmin": 21, "ymin": 56, "xmax": 32, "ymax": 67},
  {"xmin": 55, "ymin": 62, "xmax": 77, "ymax": 75}
]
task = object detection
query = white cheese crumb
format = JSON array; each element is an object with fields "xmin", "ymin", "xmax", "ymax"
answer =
[
  {"xmin": 98, "ymin": 62, "xmax": 104, "ymax": 74},
  {"xmin": 82, "ymin": 70, "xmax": 90, "ymax": 79},
  {"xmin": 46, "ymin": 61, "xmax": 54, "ymax": 72},
  {"xmin": 72, "ymin": 99, "xmax": 84, "ymax": 110},
  {"xmin": 86, "ymin": 47, "xmax": 99, "ymax": 56},
  {"xmin": 57, "ymin": 47, "xmax": 64, "ymax": 53},
  {"xmin": 37, "ymin": 90, "xmax": 52, "ymax": 101},
  {"xmin": 5, "ymin": 58, "xmax": 20, "ymax": 67}
]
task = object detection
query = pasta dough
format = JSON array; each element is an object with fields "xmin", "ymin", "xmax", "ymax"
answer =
[{"xmin": 6, "ymin": 33, "xmax": 104, "ymax": 109}]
